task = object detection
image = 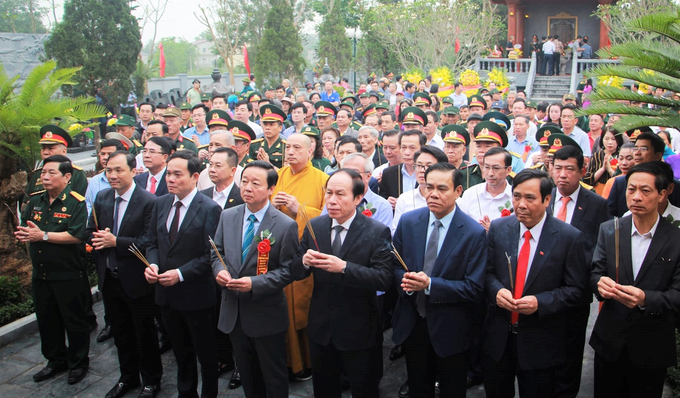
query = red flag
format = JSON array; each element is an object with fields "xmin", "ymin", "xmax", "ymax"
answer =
[
  {"xmin": 243, "ymin": 45, "xmax": 251, "ymax": 77},
  {"xmin": 455, "ymin": 38, "xmax": 461, "ymax": 53},
  {"xmin": 158, "ymin": 43, "xmax": 166, "ymax": 78}
]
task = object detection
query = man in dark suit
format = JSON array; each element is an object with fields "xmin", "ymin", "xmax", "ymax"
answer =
[
  {"xmin": 211, "ymin": 161, "xmax": 300, "ymax": 398},
  {"xmin": 392, "ymin": 162, "xmax": 487, "ymax": 398},
  {"xmin": 134, "ymin": 137, "xmax": 170, "ymax": 197},
  {"xmin": 144, "ymin": 151, "xmax": 222, "ymax": 398},
  {"xmin": 200, "ymin": 147, "xmax": 243, "ymax": 209},
  {"xmin": 591, "ymin": 161, "xmax": 680, "ymax": 397},
  {"xmin": 293, "ymin": 169, "xmax": 393, "ymax": 398},
  {"xmin": 483, "ymin": 169, "xmax": 589, "ymax": 398},
  {"xmin": 85, "ymin": 151, "xmax": 162, "ymax": 398},
  {"xmin": 548, "ymin": 145, "xmax": 611, "ymax": 398},
  {"xmin": 379, "ymin": 130, "xmax": 427, "ymax": 209}
]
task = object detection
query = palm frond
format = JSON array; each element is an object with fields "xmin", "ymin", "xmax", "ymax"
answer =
[
  {"xmin": 587, "ymin": 87, "xmax": 680, "ymax": 108},
  {"xmin": 586, "ymin": 66, "xmax": 680, "ymax": 93},
  {"xmin": 627, "ymin": 12, "xmax": 680, "ymax": 44},
  {"xmin": 598, "ymin": 45, "xmax": 680, "ymax": 79},
  {"xmin": 15, "ymin": 61, "xmax": 57, "ymax": 108},
  {"xmin": 611, "ymin": 114, "xmax": 680, "ymax": 132}
]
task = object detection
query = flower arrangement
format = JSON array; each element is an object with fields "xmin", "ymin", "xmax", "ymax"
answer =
[
  {"xmin": 597, "ymin": 75, "xmax": 624, "ymax": 88},
  {"xmin": 485, "ymin": 68, "xmax": 510, "ymax": 93},
  {"xmin": 359, "ymin": 203, "xmax": 377, "ymax": 217},
  {"xmin": 403, "ymin": 68, "xmax": 425, "ymax": 85},
  {"xmin": 107, "ymin": 115, "xmax": 118, "ymax": 126},
  {"xmin": 430, "ymin": 66, "xmax": 456, "ymax": 98},
  {"xmin": 458, "ymin": 69, "xmax": 482, "ymax": 97},
  {"xmin": 498, "ymin": 200, "xmax": 514, "ymax": 217}
]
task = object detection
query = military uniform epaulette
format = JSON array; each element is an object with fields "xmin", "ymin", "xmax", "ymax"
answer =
[
  {"xmin": 197, "ymin": 144, "xmax": 209, "ymax": 150},
  {"xmin": 72, "ymin": 164, "xmax": 83, "ymax": 171},
  {"xmin": 33, "ymin": 166, "xmax": 43, "ymax": 172},
  {"xmin": 508, "ymin": 151, "xmax": 522, "ymax": 158},
  {"xmin": 70, "ymin": 191, "xmax": 85, "ymax": 202},
  {"xmin": 30, "ymin": 189, "xmax": 45, "ymax": 196},
  {"xmin": 252, "ymin": 138, "xmax": 264, "ymax": 144},
  {"xmin": 529, "ymin": 164, "xmax": 543, "ymax": 169},
  {"xmin": 133, "ymin": 139, "xmax": 143, "ymax": 147},
  {"xmin": 460, "ymin": 164, "xmax": 476, "ymax": 170},
  {"xmin": 509, "ymin": 171, "xmax": 517, "ymax": 178},
  {"xmin": 579, "ymin": 181, "xmax": 594, "ymax": 191},
  {"xmin": 280, "ymin": 139, "xmax": 287, "ymax": 144}
]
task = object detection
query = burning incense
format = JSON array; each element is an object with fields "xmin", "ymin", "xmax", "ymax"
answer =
[
  {"xmin": 614, "ymin": 217, "xmax": 620, "ymax": 283},
  {"xmin": 391, "ymin": 243, "xmax": 410, "ymax": 272},
  {"xmin": 505, "ymin": 252, "xmax": 514, "ymax": 291},
  {"xmin": 299, "ymin": 204, "xmax": 320, "ymax": 251},
  {"xmin": 127, "ymin": 243, "xmax": 153, "ymax": 269},
  {"xmin": 209, "ymin": 236, "xmax": 231, "ymax": 279},
  {"xmin": 91, "ymin": 206, "xmax": 99, "ymax": 230}
]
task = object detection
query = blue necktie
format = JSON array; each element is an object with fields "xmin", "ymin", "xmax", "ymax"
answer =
[{"xmin": 242, "ymin": 214, "xmax": 257, "ymax": 263}]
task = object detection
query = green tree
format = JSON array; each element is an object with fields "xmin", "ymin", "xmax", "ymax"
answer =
[
  {"xmin": 151, "ymin": 37, "xmax": 197, "ymax": 77},
  {"xmin": 317, "ymin": 3, "xmax": 352, "ymax": 77},
  {"xmin": 44, "ymin": 0, "xmax": 141, "ymax": 104},
  {"xmin": 252, "ymin": 0, "xmax": 306, "ymax": 85},
  {"xmin": 357, "ymin": 10, "xmax": 401, "ymax": 76},
  {"xmin": 593, "ymin": 0, "xmax": 678, "ymax": 46},
  {"xmin": 0, "ymin": 0, "xmax": 47, "ymax": 34},
  {"xmin": 581, "ymin": 11, "xmax": 680, "ymax": 131}
]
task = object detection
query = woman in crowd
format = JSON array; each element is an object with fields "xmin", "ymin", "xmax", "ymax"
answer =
[
  {"xmin": 584, "ymin": 128, "xmax": 623, "ymax": 195},
  {"xmin": 601, "ymin": 142, "xmax": 635, "ymax": 199},
  {"xmin": 587, "ymin": 113, "xmax": 606, "ymax": 152},
  {"xmin": 321, "ymin": 127, "xmax": 339, "ymax": 163},
  {"xmin": 545, "ymin": 102, "xmax": 562, "ymax": 125}
]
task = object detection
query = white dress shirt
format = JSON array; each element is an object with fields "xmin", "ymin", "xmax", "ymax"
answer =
[
  {"xmin": 518, "ymin": 212, "xmax": 548, "ymax": 283},
  {"xmin": 113, "ymin": 183, "xmax": 136, "ymax": 231},
  {"xmin": 211, "ymin": 182, "xmax": 236, "ymax": 209},
  {"xmin": 198, "ymin": 165, "xmax": 243, "ymax": 191},
  {"xmin": 162, "ymin": 187, "xmax": 199, "ymax": 282},
  {"xmin": 331, "ymin": 212, "xmax": 357, "ymax": 247},
  {"xmin": 457, "ymin": 181, "xmax": 513, "ymax": 223},
  {"xmin": 552, "ymin": 185, "xmax": 581, "ymax": 224},
  {"xmin": 631, "ymin": 214, "xmax": 660, "ymax": 280},
  {"xmin": 372, "ymin": 162, "xmax": 390, "ymax": 179},
  {"xmin": 428, "ymin": 134, "xmax": 445, "ymax": 150},
  {"xmin": 146, "ymin": 168, "xmax": 166, "ymax": 193}
]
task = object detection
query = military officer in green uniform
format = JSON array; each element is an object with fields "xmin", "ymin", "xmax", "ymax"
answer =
[
  {"xmin": 247, "ymin": 91, "xmax": 263, "ymax": 122},
  {"xmin": 339, "ymin": 100, "xmax": 363, "ymax": 130},
  {"xmin": 179, "ymin": 101, "xmax": 193, "ymax": 133},
  {"xmin": 460, "ymin": 121, "xmax": 515, "ymax": 192},
  {"xmin": 24, "ymin": 125, "xmax": 88, "ymax": 206},
  {"xmin": 440, "ymin": 106, "xmax": 461, "ymax": 126},
  {"xmin": 314, "ymin": 100, "xmax": 338, "ymax": 132},
  {"xmin": 17, "ymin": 155, "xmax": 91, "ymax": 385},
  {"xmin": 249, "ymin": 104, "xmax": 286, "ymax": 169},
  {"xmin": 468, "ymin": 94, "xmax": 488, "ymax": 116},
  {"xmin": 530, "ymin": 125, "xmax": 562, "ymax": 174},
  {"xmin": 441, "ymin": 124, "xmax": 470, "ymax": 169},
  {"xmin": 413, "ymin": 92, "xmax": 432, "ymax": 110},
  {"xmin": 399, "ymin": 106, "xmax": 428, "ymax": 132},
  {"xmin": 483, "ymin": 111, "xmax": 526, "ymax": 173},
  {"xmin": 375, "ymin": 100, "xmax": 390, "ymax": 117},
  {"xmin": 441, "ymin": 96, "xmax": 454, "ymax": 110},
  {"xmin": 200, "ymin": 92, "xmax": 212, "ymax": 109},
  {"xmin": 300, "ymin": 125, "xmax": 331, "ymax": 171},
  {"xmin": 114, "ymin": 115, "xmax": 144, "ymax": 156},
  {"xmin": 227, "ymin": 120, "xmax": 257, "ymax": 167},
  {"xmin": 163, "ymin": 107, "xmax": 198, "ymax": 154}
]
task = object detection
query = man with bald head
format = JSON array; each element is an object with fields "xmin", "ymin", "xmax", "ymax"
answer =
[
  {"xmin": 271, "ymin": 133, "xmax": 330, "ymax": 380},
  {"xmin": 197, "ymin": 130, "xmax": 243, "ymax": 191}
]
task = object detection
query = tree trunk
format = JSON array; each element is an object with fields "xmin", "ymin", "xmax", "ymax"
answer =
[{"xmin": 0, "ymin": 154, "xmax": 32, "ymax": 287}]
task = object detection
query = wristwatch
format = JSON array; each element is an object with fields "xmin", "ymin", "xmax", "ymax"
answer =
[{"xmin": 42, "ymin": 231, "xmax": 49, "ymax": 242}]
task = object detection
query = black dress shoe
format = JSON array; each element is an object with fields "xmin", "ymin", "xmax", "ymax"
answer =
[
  {"xmin": 105, "ymin": 381, "xmax": 141, "ymax": 398},
  {"xmin": 33, "ymin": 365, "xmax": 67, "ymax": 382},
  {"xmin": 97, "ymin": 325, "xmax": 113, "ymax": 343},
  {"xmin": 217, "ymin": 361, "xmax": 235, "ymax": 375},
  {"xmin": 398, "ymin": 380, "xmax": 409, "ymax": 398},
  {"xmin": 390, "ymin": 344, "xmax": 405, "ymax": 361},
  {"xmin": 228, "ymin": 369, "xmax": 241, "ymax": 389},
  {"xmin": 158, "ymin": 341, "xmax": 171, "ymax": 354},
  {"xmin": 67, "ymin": 368, "xmax": 88, "ymax": 384},
  {"xmin": 138, "ymin": 385, "xmax": 161, "ymax": 398}
]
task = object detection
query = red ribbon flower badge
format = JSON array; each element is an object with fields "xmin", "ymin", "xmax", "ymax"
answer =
[
  {"xmin": 498, "ymin": 200, "xmax": 514, "ymax": 217},
  {"xmin": 254, "ymin": 230, "xmax": 275, "ymax": 275},
  {"xmin": 610, "ymin": 158, "xmax": 618, "ymax": 168},
  {"xmin": 359, "ymin": 203, "xmax": 377, "ymax": 217}
]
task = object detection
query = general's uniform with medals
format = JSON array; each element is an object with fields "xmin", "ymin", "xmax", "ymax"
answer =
[
  {"xmin": 249, "ymin": 105, "xmax": 287, "ymax": 169},
  {"xmin": 227, "ymin": 120, "xmax": 257, "ymax": 168}
]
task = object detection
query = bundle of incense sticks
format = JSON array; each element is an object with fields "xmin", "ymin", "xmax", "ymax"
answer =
[
  {"xmin": 505, "ymin": 252, "xmax": 514, "ymax": 291},
  {"xmin": 91, "ymin": 206, "xmax": 99, "ymax": 230},
  {"xmin": 128, "ymin": 243, "xmax": 152, "ymax": 269},
  {"xmin": 208, "ymin": 236, "xmax": 232, "ymax": 279},
  {"xmin": 391, "ymin": 243, "xmax": 409, "ymax": 272},
  {"xmin": 614, "ymin": 217, "xmax": 620, "ymax": 283},
  {"xmin": 299, "ymin": 204, "xmax": 320, "ymax": 251}
]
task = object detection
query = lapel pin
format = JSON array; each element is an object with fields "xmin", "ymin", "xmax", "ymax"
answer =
[
  {"xmin": 539, "ymin": 251, "xmax": 544, "ymax": 255},
  {"xmin": 578, "ymin": 206, "xmax": 582, "ymax": 210},
  {"xmin": 229, "ymin": 199, "xmax": 234, "ymax": 202}
]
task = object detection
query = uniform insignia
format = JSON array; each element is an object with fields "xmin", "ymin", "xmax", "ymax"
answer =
[
  {"xmin": 53, "ymin": 212, "xmax": 72, "ymax": 219},
  {"xmin": 70, "ymin": 191, "xmax": 85, "ymax": 202},
  {"xmin": 529, "ymin": 164, "xmax": 543, "ymax": 169},
  {"xmin": 61, "ymin": 193, "xmax": 66, "ymax": 200},
  {"xmin": 229, "ymin": 198, "xmax": 234, "ymax": 202},
  {"xmin": 319, "ymin": 106, "xmax": 326, "ymax": 113},
  {"xmin": 509, "ymin": 171, "xmax": 517, "ymax": 178},
  {"xmin": 508, "ymin": 151, "xmax": 521, "ymax": 158},
  {"xmin": 213, "ymin": 113, "xmax": 220, "ymax": 120},
  {"xmin": 272, "ymin": 152, "xmax": 282, "ymax": 156},
  {"xmin": 479, "ymin": 128, "xmax": 489, "ymax": 136},
  {"xmin": 265, "ymin": 109, "xmax": 273, "ymax": 116},
  {"xmin": 61, "ymin": 207, "xmax": 67, "ymax": 211},
  {"xmin": 406, "ymin": 112, "xmax": 414, "ymax": 119},
  {"xmin": 276, "ymin": 143, "xmax": 280, "ymax": 148},
  {"xmin": 36, "ymin": 178, "xmax": 42, "ymax": 186},
  {"xmin": 33, "ymin": 212, "xmax": 42, "ymax": 222},
  {"xmin": 133, "ymin": 139, "xmax": 142, "ymax": 147},
  {"xmin": 579, "ymin": 181, "xmax": 594, "ymax": 190},
  {"xmin": 72, "ymin": 164, "xmax": 83, "ymax": 170},
  {"xmin": 30, "ymin": 189, "xmax": 45, "ymax": 196},
  {"xmin": 45, "ymin": 131, "xmax": 53, "ymax": 138},
  {"xmin": 231, "ymin": 127, "xmax": 240, "ymax": 135}
]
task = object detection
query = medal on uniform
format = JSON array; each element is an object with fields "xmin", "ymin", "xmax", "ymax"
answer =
[{"xmin": 254, "ymin": 230, "xmax": 275, "ymax": 275}]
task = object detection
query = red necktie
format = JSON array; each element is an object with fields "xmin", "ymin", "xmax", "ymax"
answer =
[
  {"xmin": 512, "ymin": 230, "xmax": 532, "ymax": 324},
  {"xmin": 149, "ymin": 176, "xmax": 157, "ymax": 195},
  {"xmin": 556, "ymin": 196, "xmax": 570, "ymax": 222}
]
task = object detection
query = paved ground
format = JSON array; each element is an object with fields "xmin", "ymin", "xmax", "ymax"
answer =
[{"xmin": 0, "ymin": 300, "xmax": 669, "ymax": 398}]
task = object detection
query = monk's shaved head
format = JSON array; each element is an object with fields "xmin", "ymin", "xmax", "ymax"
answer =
[{"xmin": 287, "ymin": 133, "xmax": 311, "ymax": 149}]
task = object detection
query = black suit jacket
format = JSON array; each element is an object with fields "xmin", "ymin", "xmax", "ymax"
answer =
[
  {"xmin": 379, "ymin": 163, "xmax": 414, "ymax": 200},
  {"xmin": 146, "ymin": 191, "xmax": 222, "ymax": 311},
  {"xmin": 590, "ymin": 216, "xmax": 680, "ymax": 368},
  {"xmin": 608, "ymin": 176, "xmax": 680, "ymax": 217},
  {"xmin": 200, "ymin": 185, "xmax": 244, "ymax": 209},
  {"xmin": 134, "ymin": 170, "xmax": 168, "ymax": 197},
  {"xmin": 292, "ymin": 212, "xmax": 393, "ymax": 351},
  {"xmin": 85, "ymin": 186, "xmax": 157, "ymax": 299},
  {"xmin": 484, "ymin": 214, "xmax": 588, "ymax": 370},
  {"xmin": 371, "ymin": 149, "xmax": 387, "ymax": 169}
]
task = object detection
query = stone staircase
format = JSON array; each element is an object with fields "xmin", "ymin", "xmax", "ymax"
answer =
[{"xmin": 530, "ymin": 75, "xmax": 572, "ymax": 103}]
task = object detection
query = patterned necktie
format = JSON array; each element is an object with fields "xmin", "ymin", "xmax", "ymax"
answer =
[
  {"xmin": 556, "ymin": 196, "xmax": 570, "ymax": 222},
  {"xmin": 417, "ymin": 220, "xmax": 442, "ymax": 318},
  {"xmin": 332, "ymin": 225, "xmax": 344, "ymax": 256},
  {"xmin": 108, "ymin": 197, "xmax": 124, "ymax": 271},
  {"xmin": 169, "ymin": 202, "xmax": 182, "ymax": 244},
  {"xmin": 242, "ymin": 214, "xmax": 257, "ymax": 263},
  {"xmin": 512, "ymin": 230, "xmax": 532, "ymax": 324},
  {"xmin": 149, "ymin": 176, "xmax": 157, "ymax": 195}
]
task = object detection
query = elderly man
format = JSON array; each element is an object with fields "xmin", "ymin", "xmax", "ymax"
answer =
[
  {"xmin": 315, "ymin": 101, "xmax": 337, "ymax": 131},
  {"xmin": 373, "ymin": 129, "xmax": 402, "ymax": 179},
  {"xmin": 358, "ymin": 126, "xmax": 387, "ymax": 168},
  {"xmin": 336, "ymin": 109, "xmax": 358, "ymax": 137},
  {"xmin": 163, "ymin": 108, "xmax": 198, "ymax": 155}
]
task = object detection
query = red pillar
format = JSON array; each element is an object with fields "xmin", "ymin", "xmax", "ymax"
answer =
[
  {"xmin": 599, "ymin": 0, "xmax": 612, "ymax": 49},
  {"xmin": 507, "ymin": 0, "xmax": 519, "ymax": 43},
  {"xmin": 515, "ymin": 4, "xmax": 525, "ymax": 54}
]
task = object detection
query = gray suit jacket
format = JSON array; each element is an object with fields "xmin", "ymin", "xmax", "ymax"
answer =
[{"xmin": 211, "ymin": 203, "xmax": 300, "ymax": 338}]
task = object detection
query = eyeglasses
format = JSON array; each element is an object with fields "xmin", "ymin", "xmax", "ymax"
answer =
[
  {"xmin": 142, "ymin": 149, "xmax": 165, "ymax": 155},
  {"xmin": 632, "ymin": 147, "xmax": 650, "ymax": 153},
  {"xmin": 414, "ymin": 164, "xmax": 433, "ymax": 171},
  {"xmin": 482, "ymin": 165, "xmax": 507, "ymax": 172},
  {"xmin": 560, "ymin": 115, "xmax": 575, "ymax": 120}
]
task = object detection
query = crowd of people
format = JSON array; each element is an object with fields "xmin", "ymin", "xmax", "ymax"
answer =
[{"xmin": 14, "ymin": 73, "xmax": 680, "ymax": 398}]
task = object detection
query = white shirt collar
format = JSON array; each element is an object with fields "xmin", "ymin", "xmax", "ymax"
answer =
[
  {"xmin": 519, "ymin": 211, "xmax": 548, "ymax": 242},
  {"xmin": 555, "ymin": 185, "xmax": 581, "ymax": 204},
  {"xmin": 173, "ymin": 188, "xmax": 198, "ymax": 209},
  {"xmin": 631, "ymin": 214, "xmax": 661, "ymax": 237},
  {"xmin": 150, "ymin": 167, "xmax": 166, "ymax": 182},
  {"xmin": 115, "ymin": 182, "xmax": 136, "ymax": 201},
  {"xmin": 213, "ymin": 181, "xmax": 235, "ymax": 198},
  {"xmin": 483, "ymin": 180, "xmax": 512, "ymax": 199},
  {"xmin": 332, "ymin": 211, "xmax": 357, "ymax": 231}
]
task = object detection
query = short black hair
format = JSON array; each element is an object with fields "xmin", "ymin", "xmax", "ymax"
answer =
[
  {"xmin": 291, "ymin": 102, "xmax": 306, "ymax": 114},
  {"xmin": 212, "ymin": 147, "xmax": 239, "ymax": 168},
  {"xmin": 553, "ymin": 145, "xmax": 584, "ymax": 169},
  {"xmin": 513, "ymin": 98, "xmax": 526, "ymax": 108},
  {"xmin": 100, "ymin": 139, "xmax": 126, "ymax": 151},
  {"xmin": 236, "ymin": 100, "xmax": 252, "ymax": 112},
  {"xmin": 168, "ymin": 150, "xmax": 201, "ymax": 175},
  {"xmin": 276, "ymin": 85, "xmax": 285, "ymax": 91},
  {"xmin": 454, "ymin": 82, "xmax": 462, "ymax": 88},
  {"xmin": 156, "ymin": 103, "xmax": 168, "ymax": 110},
  {"xmin": 43, "ymin": 155, "xmax": 73, "ymax": 176},
  {"xmin": 399, "ymin": 130, "xmax": 427, "ymax": 146},
  {"xmin": 243, "ymin": 160, "xmax": 279, "ymax": 188},
  {"xmin": 425, "ymin": 110, "xmax": 439, "ymax": 123},
  {"xmin": 148, "ymin": 120, "xmax": 169, "ymax": 135},
  {"xmin": 561, "ymin": 103, "xmax": 579, "ymax": 113},
  {"xmin": 382, "ymin": 129, "xmax": 401, "ymax": 139},
  {"xmin": 337, "ymin": 109, "xmax": 353, "ymax": 119},
  {"xmin": 336, "ymin": 136, "xmax": 362, "ymax": 153},
  {"xmin": 405, "ymin": 82, "xmax": 414, "ymax": 91},
  {"xmin": 139, "ymin": 102, "xmax": 155, "ymax": 112},
  {"xmin": 107, "ymin": 150, "xmax": 136, "ymax": 170},
  {"xmin": 424, "ymin": 162, "xmax": 462, "ymax": 189},
  {"xmin": 512, "ymin": 169, "xmax": 552, "ymax": 201},
  {"xmin": 380, "ymin": 112, "xmax": 397, "ymax": 122},
  {"xmin": 414, "ymin": 145, "xmax": 448, "ymax": 164},
  {"xmin": 212, "ymin": 94, "xmax": 226, "ymax": 101},
  {"xmin": 626, "ymin": 161, "xmax": 672, "ymax": 193},
  {"xmin": 191, "ymin": 104, "xmax": 209, "ymax": 113},
  {"xmin": 484, "ymin": 147, "xmax": 512, "ymax": 167},
  {"xmin": 147, "ymin": 136, "xmax": 172, "ymax": 154},
  {"xmin": 636, "ymin": 131, "xmax": 665, "ymax": 154},
  {"xmin": 330, "ymin": 169, "xmax": 365, "ymax": 198}
]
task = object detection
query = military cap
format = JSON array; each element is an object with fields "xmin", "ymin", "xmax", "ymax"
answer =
[
  {"xmin": 526, "ymin": 100, "xmax": 537, "ymax": 109},
  {"xmin": 247, "ymin": 91, "xmax": 263, "ymax": 102},
  {"xmin": 625, "ymin": 126, "xmax": 653, "ymax": 142},
  {"xmin": 242, "ymin": 77, "xmax": 251, "ymax": 83},
  {"xmin": 200, "ymin": 93, "xmax": 211, "ymax": 101},
  {"xmin": 442, "ymin": 97, "xmax": 454, "ymax": 105},
  {"xmin": 259, "ymin": 104, "xmax": 287, "ymax": 123},
  {"xmin": 114, "ymin": 114, "xmax": 136, "ymax": 126},
  {"xmin": 179, "ymin": 101, "xmax": 192, "ymax": 110},
  {"xmin": 301, "ymin": 125, "xmax": 320, "ymax": 138},
  {"xmin": 227, "ymin": 120, "xmax": 256, "ymax": 143},
  {"xmin": 362, "ymin": 104, "xmax": 378, "ymax": 119},
  {"xmin": 491, "ymin": 101, "xmax": 505, "ymax": 110},
  {"xmin": 315, "ymin": 101, "xmax": 337, "ymax": 117},
  {"xmin": 536, "ymin": 125, "xmax": 562, "ymax": 147},
  {"xmin": 400, "ymin": 106, "xmax": 428, "ymax": 126},
  {"xmin": 192, "ymin": 79, "xmax": 201, "ymax": 84},
  {"xmin": 483, "ymin": 111, "xmax": 511, "ymax": 130},
  {"xmin": 368, "ymin": 90, "xmax": 381, "ymax": 100},
  {"xmin": 489, "ymin": 88, "xmax": 500, "ymax": 95},
  {"xmin": 340, "ymin": 101, "xmax": 355, "ymax": 110},
  {"xmin": 163, "ymin": 107, "xmax": 182, "ymax": 118},
  {"xmin": 441, "ymin": 124, "xmax": 470, "ymax": 146},
  {"xmin": 468, "ymin": 95, "xmax": 487, "ymax": 110},
  {"xmin": 104, "ymin": 132, "xmax": 133, "ymax": 151},
  {"xmin": 341, "ymin": 95, "xmax": 357, "ymax": 105},
  {"xmin": 206, "ymin": 109, "xmax": 232, "ymax": 127},
  {"xmin": 563, "ymin": 93, "xmax": 576, "ymax": 101},
  {"xmin": 376, "ymin": 100, "xmax": 389, "ymax": 110},
  {"xmin": 413, "ymin": 92, "xmax": 432, "ymax": 107},
  {"xmin": 442, "ymin": 106, "xmax": 460, "ymax": 116},
  {"xmin": 359, "ymin": 92, "xmax": 371, "ymax": 99},
  {"xmin": 473, "ymin": 121, "xmax": 508, "ymax": 147},
  {"xmin": 467, "ymin": 113, "xmax": 484, "ymax": 122},
  {"xmin": 39, "ymin": 125, "xmax": 73, "ymax": 147},
  {"xmin": 547, "ymin": 133, "xmax": 581, "ymax": 154}
]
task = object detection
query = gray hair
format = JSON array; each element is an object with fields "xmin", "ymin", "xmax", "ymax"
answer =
[
  {"xmin": 341, "ymin": 152, "xmax": 375, "ymax": 174},
  {"xmin": 209, "ymin": 130, "xmax": 235, "ymax": 146},
  {"xmin": 358, "ymin": 126, "xmax": 380, "ymax": 140},
  {"xmin": 514, "ymin": 115, "xmax": 531, "ymax": 125}
]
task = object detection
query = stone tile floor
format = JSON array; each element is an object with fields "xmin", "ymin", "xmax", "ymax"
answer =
[{"xmin": 0, "ymin": 300, "xmax": 670, "ymax": 397}]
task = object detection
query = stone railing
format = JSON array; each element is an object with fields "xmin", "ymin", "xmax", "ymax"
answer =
[
  {"xmin": 569, "ymin": 58, "xmax": 621, "ymax": 93},
  {"xmin": 475, "ymin": 57, "xmax": 533, "ymax": 74},
  {"xmin": 525, "ymin": 53, "xmax": 538, "ymax": 98}
]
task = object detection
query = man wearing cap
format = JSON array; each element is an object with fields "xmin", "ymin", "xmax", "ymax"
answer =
[
  {"xmin": 400, "ymin": 106, "xmax": 428, "ymax": 133},
  {"xmin": 178, "ymin": 102, "xmax": 194, "ymax": 133},
  {"xmin": 200, "ymin": 93, "xmax": 213, "ymax": 109},
  {"xmin": 468, "ymin": 95, "xmax": 488, "ymax": 116},
  {"xmin": 235, "ymin": 99, "xmax": 264, "ymax": 139},
  {"xmin": 320, "ymin": 81, "xmax": 340, "ymax": 107},
  {"xmin": 163, "ymin": 107, "xmax": 198, "ymax": 155},
  {"xmin": 442, "ymin": 125, "xmax": 470, "ymax": 169},
  {"xmin": 228, "ymin": 120, "xmax": 257, "ymax": 167},
  {"xmin": 336, "ymin": 109, "xmax": 358, "ymax": 138},
  {"xmin": 450, "ymin": 82, "xmax": 468, "ymax": 108},
  {"xmin": 115, "ymin": 115, "xmax": 144, "ymax": 156},
  {"xmin": 440, "ymin": 107, "xmax": 460, "ymax": 127},
  {"xmin": 241, "ymin": 77, "xmax": 253, "ymax": 96},
  {"xmin": 315, "ymin": 101, "xmax": 337, "ymax": 131},
  {"xmin": 482, "ymin": 112, "xmax": 526, "ymax": 174},
  {"xmin": 249, "ymin": 104, "xmax": 287, "ymax": 169},
  {"xmin": 529, "ymin": 125, "xmax": 562, "ymax": 172},
  {"xmin": 24, "ymin": 126, "xmax": 89, "ymax": 206},
  {"xmin": 187, "ymin": 79, "xmax": 202, "ymax": 105},
  {"xmin": 413, "ymin": 92, "xmax": 432, "ymax": 110},
  {"xmin": 206, "ymin": 109, "xmax": 232, "ymax": 132},
  {"xmin": 183, "ymin": 104, "xmax": 211, "ymax": 146},
  {"xmin": 357, "ymin": 92, "xmax": 370, "ymax": 120},
  {"xmin": 460, "ymin": 121, "xmax": 511, "ymax": 192},
  {"xmin": 271, "ymin": 133, "xmax": 329, "ymax": 381}
]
